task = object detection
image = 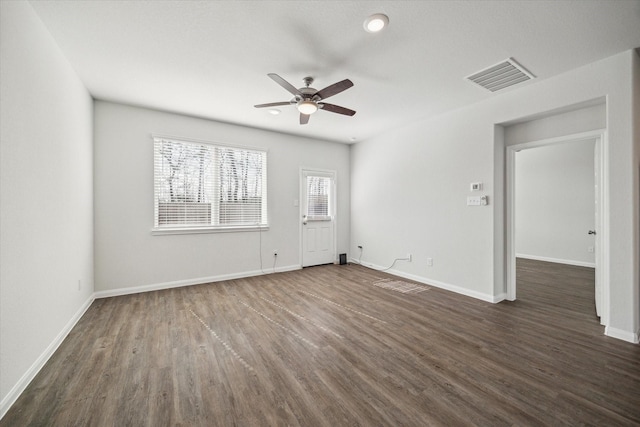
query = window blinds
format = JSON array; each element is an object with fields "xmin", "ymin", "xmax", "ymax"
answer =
[
  {"xmin": 306, "ymin": 175, "xmax": 331, "ymax": 220},
  {"xmin": 153, "ymin": 137, "xmax": 267, "ymax": 230}
]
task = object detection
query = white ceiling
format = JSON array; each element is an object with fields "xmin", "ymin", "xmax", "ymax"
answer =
[{"xmin": 29, "ymin": 0, "xmax": 640, "ymax": 144}]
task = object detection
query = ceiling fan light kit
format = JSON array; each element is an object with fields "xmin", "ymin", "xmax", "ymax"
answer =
[
  {"xmin": 297, "ymin": 100, "xmax": 318, "ymax": 115},
  {"xmin": 255, "ymin": 73, "xmax": 356, "ymax": 125}
]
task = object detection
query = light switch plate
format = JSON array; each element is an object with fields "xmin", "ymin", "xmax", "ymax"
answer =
[{"xmin": 467, "ymin": 196, "xmax": 481, "ymax": 206}]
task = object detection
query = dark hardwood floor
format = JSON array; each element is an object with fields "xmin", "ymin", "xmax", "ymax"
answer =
[{"xmin": 3, "ymin": 260, "xmax": 639, "ymax": 426}]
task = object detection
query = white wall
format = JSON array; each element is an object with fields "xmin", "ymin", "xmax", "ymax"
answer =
[
  {"xmin": 0, "ymin": 1, "xmax": 94, "ymax": 415},
  {"xmin": 632, "ymin": 49, "xmax": 640, "ymax": 341},
  {"xmin": 351, "ymin": 50, "xmax": 639, "ymax": 342},
  {"xmin": 351, "ymin": 108, "xmax": 497, "ymax": 301},
  {"xmin": 93, "ymin": 101, "xmax": 350, "ymax": 294},
  {"xmin": 515, "ymin": 140, "xmax": 596, "ymax": 266},
  {"xmin": 504, "ymin": 103, "xmax": 606, "ymax": 146}
]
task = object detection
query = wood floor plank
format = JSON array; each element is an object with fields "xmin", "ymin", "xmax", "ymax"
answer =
[{"xmin": 2, "ymin": 259, "xmax": 639, "ymax": 426}]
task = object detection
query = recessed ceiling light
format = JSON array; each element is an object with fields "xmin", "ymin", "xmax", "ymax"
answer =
[
  {"xmin": 268, "ymin": 109, "xmax": 281, "ymax": 115},
  {"xmin": 364, "ymin": 13, "xmax": 389, "ymax": 33}
]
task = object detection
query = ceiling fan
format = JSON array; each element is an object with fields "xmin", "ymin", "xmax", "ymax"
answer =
[{"xmin": 255, "ymin": 73, "xmax": 356, "ymax": 125}]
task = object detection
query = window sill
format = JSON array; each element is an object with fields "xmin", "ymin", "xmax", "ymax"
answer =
[{"xmin": 151, "ymin": 225, "xmax": 269, "ymax": 235}]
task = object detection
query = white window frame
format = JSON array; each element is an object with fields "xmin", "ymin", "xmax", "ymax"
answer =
[{"xmin": 151, "ymin": 135, "xmax": 268, "ymax": 235}]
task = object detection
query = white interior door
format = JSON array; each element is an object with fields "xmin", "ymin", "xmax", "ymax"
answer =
[
  {"xmin": 301, "ymin": 170, "xmax": 335, "ymax": 267},
  {"xmin": 594, "ymin": 138, "xmax": 602, "ymax": 318}
]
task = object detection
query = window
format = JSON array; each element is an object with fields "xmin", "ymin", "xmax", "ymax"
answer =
[
  {"xmin": 306, "ymin": 175, "xmax": 331, "ymax": 220},
  {"xmin": 153, "ymin": 137, "xmax": 267, "ymax": 232}
]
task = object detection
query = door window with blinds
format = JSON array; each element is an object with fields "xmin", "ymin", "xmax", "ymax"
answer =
[
  {"xmin": 153, "ymin": 137, "xmax": 267, "ymax": 232},
  {"xmin": 306, "ymin": 175, "xmax": 332, "ymax": 220}
]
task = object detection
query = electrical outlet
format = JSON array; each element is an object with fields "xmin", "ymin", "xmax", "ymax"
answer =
[
  {"xmin": 427, "ymin": 258, "xmax": 433, "ymax": 266},
  {"xmin": 407, "ymin": 253, "xmax": 412, "ymax": 262}
]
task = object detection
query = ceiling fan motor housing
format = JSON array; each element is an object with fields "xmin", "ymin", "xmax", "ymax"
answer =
[{"xmin": 297, "ymin": 86, "xmax": 318, "ymax": 102}]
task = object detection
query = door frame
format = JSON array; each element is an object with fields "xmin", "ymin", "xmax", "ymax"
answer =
[
  {"xmin": 505, "ymin": 129, "xmax": 609, "ymax": 325},
  {"xmin": 299, "ymin": 167, "xmax": 337, "ymax": 267}
]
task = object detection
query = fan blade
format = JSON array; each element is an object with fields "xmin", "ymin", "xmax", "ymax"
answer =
[
  {"xmin": 319, "ymin": 103, "xmax": 356, "ymax": 116},
  {"xmin": 268, "ymin": 73, "xmax": 302, "ymax": 97},
  {"xmin": 300, "ymin": 113, "xmax": 310, "ymax": 125},
  {"xmin": 254, "ymin": 101, "xmax": 292, "ymax": 108},
  {"xmin": 315, "ymin": 79, "xmax": 353, "ymax": 100}
]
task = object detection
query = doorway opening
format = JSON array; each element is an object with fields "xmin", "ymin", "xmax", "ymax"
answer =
[{"xmin": 505, "ymin": 130, "xmax": 608, "ymax": 325}]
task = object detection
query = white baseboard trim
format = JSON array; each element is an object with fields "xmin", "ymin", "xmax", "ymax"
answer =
[
  {"xmin": 605, "ymin": 326, "xmax": 640, "ymax": 344},
  {"xmin": 0, "ymin": 294, "xmax": 95, "ymax": 420},
  {"xmin": 351, "ymin": 259, "xmax": 504, "ymax": 303},
  {"xmin": 94, "ymin": 264, "xmax": 301, "ymax": 299},
  {"xmin": 516, "ymin": 253, "xmax": 595, "ymax": 268}
]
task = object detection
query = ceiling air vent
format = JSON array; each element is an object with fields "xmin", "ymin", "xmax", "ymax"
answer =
[{"xmin": 466, "ymin": 58, "xmax": 534, "ymax": 92}]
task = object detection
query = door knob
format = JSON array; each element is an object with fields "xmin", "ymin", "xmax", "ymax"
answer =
[{"xmin": 588, "ymin": 230, "xmax": 596, "ymax": 235}]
